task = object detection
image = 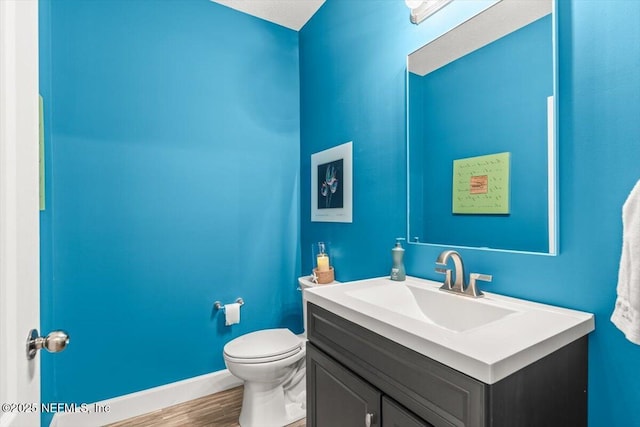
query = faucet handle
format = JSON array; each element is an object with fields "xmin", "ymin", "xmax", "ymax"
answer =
[
  {"xmin": 471, "ymin": 273, "xmax": 492, "ymax": 282},
  {"xmin": 435, "ymin": 267, "xmax": 453, "ymax": 290},
  {"xmin": 465, "ymin": 273, "xmax": 492, "ymax": 297}
]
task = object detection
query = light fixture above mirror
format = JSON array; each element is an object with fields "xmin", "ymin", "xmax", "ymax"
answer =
[{"xmin": 405, "ymin": 0, "xmax": 453, "ymax": 25}]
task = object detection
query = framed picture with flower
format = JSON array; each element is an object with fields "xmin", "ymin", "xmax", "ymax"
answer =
[{"xmin": 311, "ymin": 141, "xmax": 353, "ymax": 222}]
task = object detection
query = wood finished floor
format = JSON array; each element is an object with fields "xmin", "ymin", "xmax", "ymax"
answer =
[{"xmin": 105, "ymin": 386, "xmax": 306, "ymax": 427}]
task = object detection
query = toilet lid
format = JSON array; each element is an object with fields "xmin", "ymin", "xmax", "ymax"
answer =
[{"xmin": 223, "ymin": 328, "xmax": 302, "ymax": 360}]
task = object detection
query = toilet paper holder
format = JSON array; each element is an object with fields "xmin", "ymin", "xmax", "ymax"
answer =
[{"xmin": 214, "ymin": 298, "xmax": 244, "ymax": 311}]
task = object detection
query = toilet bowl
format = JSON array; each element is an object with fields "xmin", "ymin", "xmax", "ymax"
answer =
[
  {"xmin": 223, "ymin": 276, "xmax": 328, "ymax": 427},
  {"xmin": 224, "ymin": 328, "xmax": 306, "ymax": 427}
]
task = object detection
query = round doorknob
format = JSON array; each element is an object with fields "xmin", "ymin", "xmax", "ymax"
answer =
[
  {"xmin": 43, "ymin": 330, "xmax": 69, "ymax": 352},
  {"xmin": 26, "ymin": 329, "xmax": 70, "ymax": 360}
]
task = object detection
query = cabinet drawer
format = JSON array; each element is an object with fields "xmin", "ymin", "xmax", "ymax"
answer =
[{"xmin": 308, "ymin": 303, "xmax": 487, "ymax": 427}]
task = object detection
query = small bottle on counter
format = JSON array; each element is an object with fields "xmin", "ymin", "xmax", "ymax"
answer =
[{"xmin": 390, "ymin": 238, "xmax": 406, "ymax": 281}]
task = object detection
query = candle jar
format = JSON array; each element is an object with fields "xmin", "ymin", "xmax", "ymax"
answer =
[{"xmin": 312, "ymin": 241, "xmax": 334, "ymax": 284}]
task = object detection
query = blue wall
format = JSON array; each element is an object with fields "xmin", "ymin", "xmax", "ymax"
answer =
[
  {"xmin": 300, "ymin": 0, "xmax": 640, "ymax": 426},
  {"xmin": 410, "ymin": 15, "xmax": 552, "ymax": 252},
  {"xmin": 39, "ymin": 0, "xmax": 301, "ymax": 414},
  {"xmin": 299, "ymin": 0, "xmax": 496, "ymax": 279}
]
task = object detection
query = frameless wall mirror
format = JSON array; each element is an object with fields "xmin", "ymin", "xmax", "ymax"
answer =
[{"xmin": 407, "ymin": 0, "xmax": 557, "ymax": 255}]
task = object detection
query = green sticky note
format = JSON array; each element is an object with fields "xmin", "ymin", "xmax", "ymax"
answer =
[
  {"xmin": 452, "ymin": 152, "xmax": 510, "ymax": 214},
  {"xmin": 39, "ymin": 95, "xmax": 45, "ymax": 211}
]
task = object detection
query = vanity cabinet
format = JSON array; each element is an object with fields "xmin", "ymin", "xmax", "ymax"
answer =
[
  {"xmin": 307, "ymin": 343, "xmax": 432, "ymax": 427},
  {"xmin": 306, "ymin": 303, "xmax": 588, "ymax": 427}
]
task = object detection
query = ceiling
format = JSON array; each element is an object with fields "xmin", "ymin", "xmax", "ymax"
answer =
[
  {"xmin": 408, "ymin": 0, "xmax": 552, "ymax": 76},
  {"xmin": 210, "ymin": 0, "xmax": 326, "ymax": 31}
]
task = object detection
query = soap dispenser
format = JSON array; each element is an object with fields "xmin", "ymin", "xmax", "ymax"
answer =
[{"xmin": 390, "ymin": 238, "xmax": 406, "ymax": 281}]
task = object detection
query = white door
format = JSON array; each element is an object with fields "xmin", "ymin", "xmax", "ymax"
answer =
[{"xmin": 0, "ymin": 1, "xmax": 41, "ymax": 426}]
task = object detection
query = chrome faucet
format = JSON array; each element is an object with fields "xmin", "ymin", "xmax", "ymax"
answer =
[
  {"xmin": 435, "ymin": 250, "xmax": 465, "ymax": 293},
  {"xmin": 435, "ymin": 250, "xmax": 492, "ymax": 298}
]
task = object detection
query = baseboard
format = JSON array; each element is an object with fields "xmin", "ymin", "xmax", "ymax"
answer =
[{"xmin": 49, "ymin": 369, "xmax": 242, "ymax": 427}]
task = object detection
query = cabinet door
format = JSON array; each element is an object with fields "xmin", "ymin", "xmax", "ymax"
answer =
[
  {"xmin": 308, "ymin": 303, "xmax": 486, "ymax": 427},
  {"xmin": 382, "ymin": 397, "xmax": 433, "ymax": 427},
  {"xmin": 307, "ymin": 343, "xmax": 381, "ymax": 427}
]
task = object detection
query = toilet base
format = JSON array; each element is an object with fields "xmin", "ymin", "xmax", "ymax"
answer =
[
  {"xmin": 285, "ymin": 399, "xmax": 306, "ymax": 425},
  {"xmin": 238, "ymin": 381, "xmax": 305, "ymax": 427}
]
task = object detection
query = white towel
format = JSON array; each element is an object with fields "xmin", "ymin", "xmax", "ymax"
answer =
[
  {"xmin": 224, "ymin": 303, "xmax": 241, "ymax": 326},
  {"xmin": 611, "ymin": 179, "xmax": 640, "ymax": 344}
]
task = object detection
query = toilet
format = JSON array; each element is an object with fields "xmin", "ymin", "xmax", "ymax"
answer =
[{"xmin": 223, "ymin": 277, "xmax": 320, "ymax": 427}]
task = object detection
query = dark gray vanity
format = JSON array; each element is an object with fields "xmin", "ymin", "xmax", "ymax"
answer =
[{"xmin": 306, "ymin": 302, "xmax": 588, "ymax": 427}]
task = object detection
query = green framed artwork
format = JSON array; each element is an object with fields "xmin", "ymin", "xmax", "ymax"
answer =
[{"xmin": 452, "ymin": 152, "xmax": 510, "ymax": 214}]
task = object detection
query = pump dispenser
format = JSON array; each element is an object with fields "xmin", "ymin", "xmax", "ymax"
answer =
[{"xmin": 390, "ymin": 238, "xmax": 406, "ymax": 281}]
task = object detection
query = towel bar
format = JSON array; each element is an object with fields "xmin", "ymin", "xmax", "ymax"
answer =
[{"xmin": 214, "ymin": 298, "xmax": 244, "ymax": 311}]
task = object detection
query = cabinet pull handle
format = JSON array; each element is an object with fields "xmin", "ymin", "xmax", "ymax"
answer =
[{"xmin": 365, "ymin": 412, "xmax": 374, "ymax": 427}]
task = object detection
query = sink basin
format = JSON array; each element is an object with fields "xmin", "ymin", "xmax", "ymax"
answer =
[
  {"xmin": 346, "ymin": 283, "xmax": 518, "ymax": 332},
  {"xmin": 304, "ymin": 276, "xmax": 594, "ymax": 384}
]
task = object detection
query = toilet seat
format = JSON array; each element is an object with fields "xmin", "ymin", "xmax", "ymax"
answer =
[{"xmin": 223, "ymin": 328, "xmax": 303, "ymax": 364}]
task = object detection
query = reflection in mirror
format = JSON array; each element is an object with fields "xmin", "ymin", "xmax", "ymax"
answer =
[{"xmin": 407, "ymin": 0, "xmax": 557, "ymax": 254}]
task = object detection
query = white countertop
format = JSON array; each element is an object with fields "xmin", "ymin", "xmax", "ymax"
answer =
[{"xmin": 303, "ymin": 275, "xmax": 594, "ymax": 384}]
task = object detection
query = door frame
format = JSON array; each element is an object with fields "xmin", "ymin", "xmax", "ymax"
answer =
[{"xmin": 0, "ymin": 0, "xmax": 41, "ymax": 426}]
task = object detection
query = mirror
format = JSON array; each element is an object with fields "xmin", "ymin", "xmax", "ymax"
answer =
[{"xmin": 407, "ymin": 0, "xmax": 557, "ymax": 254}]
